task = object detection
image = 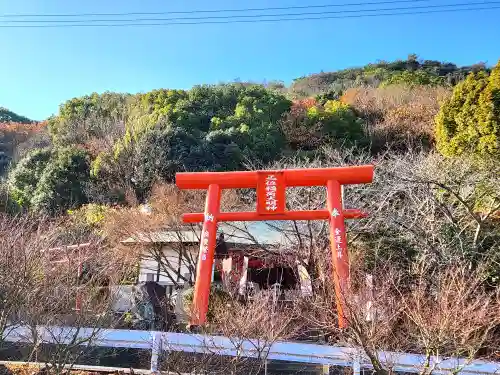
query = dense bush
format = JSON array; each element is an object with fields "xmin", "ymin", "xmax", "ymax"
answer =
[
  {"xmin": 436, "ymin": 60, "xmax": 499, "ymax": 157},
  {"xmin": 8, "ymin": 148, "xmax": 52, "ymax": 207},
  {"xmin": 131, "ymin": 127, "xmax": 208, "ymax": 197},
  {"xmin": 0, "ymin": 182, "xmax": 18, "ymax": 213},
  {"xmin": 90, "ymin": 84, "xmax": 292, "ymax": 201},
  {"xmin": 380, "ymin": 70, "xmax": 445, "ymax": 87}
]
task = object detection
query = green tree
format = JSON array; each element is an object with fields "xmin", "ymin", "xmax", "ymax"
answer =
[
  {"xmin": 8, "ymin": 148, "xmax": 52, "ymax": 207},
  {"xmin": 280, "ymin": 99, "xmax": 366, "ymax": 151},
  {"xmin": 113, "ymin": 84, "xmax": 291, "ymax": 193},
  {"xmin": 210, "ymin": 85, "xmax": 291, "ymax": 163},
  {"xmin": 127, "ymin": 89, "xmax": 188, "ymax": 136},
  {"xmin": 204, "ymin": 129, "xmax": 242, "ymax": 171},
  {"xmin": 436, "ymin": 60, "xmax": 499, "ymax": 157},
  {"xmin": 132, "ymin": 127, "xmax": 207, "ymax": 199},
  {"xmin": 322, "ymin": 100, "xmax": 366, "ymax": 142},
  {"xmin": 9, "ymin": 148, "xmax": 90, "ymax": 214},
  {"xmin": 305, "ymin": 100, "xmax": 366, "ymax": 147},
  {"xmin": 49, "ymin": 92, "xmax": 130, "ymax": 147},
  {"xmin": 30, "ymin": 148, "xmax": 90, "ymax": 215}
]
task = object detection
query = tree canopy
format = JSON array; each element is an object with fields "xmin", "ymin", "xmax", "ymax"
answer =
[{"xmin": 436, "ymin": 60, "xmax": 500, "ymax": 158}]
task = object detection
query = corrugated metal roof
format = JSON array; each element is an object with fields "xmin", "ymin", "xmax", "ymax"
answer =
[{"xmin": 121, "ymin": 222, "xmax": 295, "ymax": 246}]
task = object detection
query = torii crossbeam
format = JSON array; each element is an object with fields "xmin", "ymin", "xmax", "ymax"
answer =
[{"xmin": 175, "ymin": 165, "xmax": 374, "ymax": 328}]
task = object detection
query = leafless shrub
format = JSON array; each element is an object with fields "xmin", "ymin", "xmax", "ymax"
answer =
[
  {"xmin": 401, "ymin": 264, "xmax": 500, "ymax": 368},
  {"xmin": 101, "ymin": 184, "xmax": 201, "ymax": 288},
  {"xmin": 211, "ymin": 290, "xmax": 300, "ymax": 340},
  {"xmin": 278, "ymin": 99, "xmax": 324, "ymax": 151},
  {"xmin": 101, "ymin": 182, "xmax": 251, "ymax": 290},
  {"xmin": 341, "ymin": 85, "xmax": 451, "ymax": 151},
  {"xmin": 0, "ymin": 214, "xmax": 127, "ymax": 374},
  {"xmin": 298, "ymin": 246, "xmax": 500, "ymax": 375},
  {"xmin": 162, "ymin": 292, "xmax": 300, "ymax": 374},
  {"xmin": 0, "ymin": 214, "xmax": 49, "ymax": 343}
]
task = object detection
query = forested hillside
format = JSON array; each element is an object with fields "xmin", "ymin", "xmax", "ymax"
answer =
[
  {"xmin": 0, "ymin": 107, "xmax": 33, "ymax": 123},
  {"xmin": 290, "ymin": 54, "xmax": 488, "ymax": 97},
  {"xmin": 1, "ymin": 55, "xmax": 498, "ymax": 215}
]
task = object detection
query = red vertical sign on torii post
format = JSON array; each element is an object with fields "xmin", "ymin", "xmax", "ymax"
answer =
[{"xmin": 176, "ymin": 165, "xmax": 374, "ymax": 328}]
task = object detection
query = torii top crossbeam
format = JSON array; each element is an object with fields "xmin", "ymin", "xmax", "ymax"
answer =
[
  {"xmin": 176, "ymin": 165, "xmax": 373, "ymax": 189},
  {"xmin": 175, "ymin": 165, "xmax": 374, "ymax": 328}
]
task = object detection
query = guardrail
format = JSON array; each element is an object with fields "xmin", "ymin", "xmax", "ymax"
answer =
[{"xmin": 3, "ymin": 326, "xmax": 500, "ymax": 375}]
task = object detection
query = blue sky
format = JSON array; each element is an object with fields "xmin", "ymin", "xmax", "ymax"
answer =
[{"xmin": 0, "ymin": 0, "xmax": 499, "ymax": 120}]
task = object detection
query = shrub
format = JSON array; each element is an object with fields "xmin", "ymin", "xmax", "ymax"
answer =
[
  {"xmin": 68, "ymin": 203, "xmax": 110, "ymax": 228},
  {"xmin": 0, "ymin": 181, "xmax": 19, "ymax": 213}
]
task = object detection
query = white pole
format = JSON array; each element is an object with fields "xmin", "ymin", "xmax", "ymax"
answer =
[
  {"xmin": 353, "ymin": 357, "xmax": 361, "ymax": 375},
  {"xmin": 150, "ymin": 332, "xmax": 162, "ymax": 374}
]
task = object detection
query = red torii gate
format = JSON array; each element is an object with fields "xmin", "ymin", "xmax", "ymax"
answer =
[{"xmin": 175, "ymin": 165, "xmax": 374, "ymax": 328}]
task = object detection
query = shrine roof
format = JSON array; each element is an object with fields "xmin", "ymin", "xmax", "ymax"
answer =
[{"xmin": 121, "ymin": 221, "xmax": 305, "ymax": 247}]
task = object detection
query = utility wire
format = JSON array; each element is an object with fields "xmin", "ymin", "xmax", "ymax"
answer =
[
  {"xmin": 0, "ymin": 6, "xmax": 497, "ymax": 28},
  {"xmin": 0, "ymin": 0, "xmax": 434, "ymax": 18},
  {"xmin": 2, "ymin": 1, "xmax": 499, "ymax": 23}
]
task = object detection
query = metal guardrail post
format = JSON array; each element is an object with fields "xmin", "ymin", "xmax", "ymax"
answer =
[
  {"xmin": 150, "ymin": 332, "xmax": 162, "ymax": 374},
  {"xmin": 352, "ymin": 356, "xmax": 361, "ymax": 375}
]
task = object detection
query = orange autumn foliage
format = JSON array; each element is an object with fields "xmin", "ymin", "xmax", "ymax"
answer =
[
  {"xmin": 291, "ymin": 98, "xmax": 318, "ymax": 114},
  {"xmin": 0, "ymin": 120, "xmax": 47, "ymax": 135},
  {"xmin": 0, "ymin": 121, "xmax": 47, "ymax": 146},
  {"xmin": 0, "ymin": 121, "xmax": 48, "ymax": 170}
]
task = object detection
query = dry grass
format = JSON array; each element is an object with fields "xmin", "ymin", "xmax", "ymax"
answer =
[{"xmin": 341, "ymin": 85, "xmax": 451, "ymax": 150}]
